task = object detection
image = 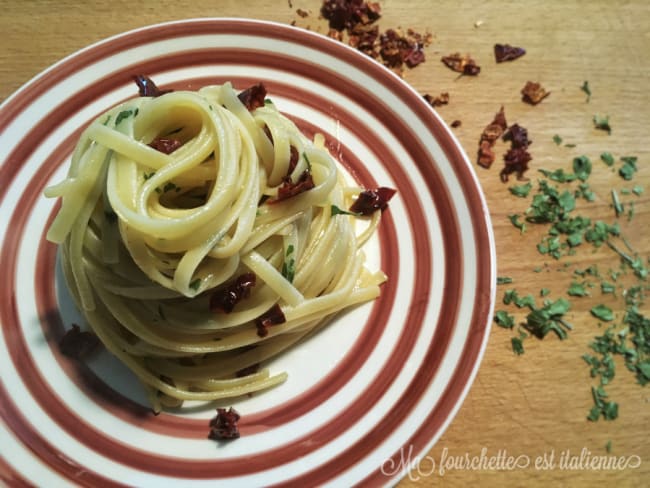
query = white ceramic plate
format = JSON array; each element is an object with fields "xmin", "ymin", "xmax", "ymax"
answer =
[{"xmin": 0, "ymin": 18, "xmax": 495, "ymax": 487}]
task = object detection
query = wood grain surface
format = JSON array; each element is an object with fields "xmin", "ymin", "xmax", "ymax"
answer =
[{"xmin": 1, "ymin": 1, "xmax": 648, "ymax": 486}]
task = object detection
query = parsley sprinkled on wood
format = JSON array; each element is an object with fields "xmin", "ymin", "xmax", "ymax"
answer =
[
  {"xmin": 580, "ymin": 81, "xmax": 591, "ymax": 102},
  {"xmin": 593, "ymin": 114, "xmax": 612, "ymax": 134}
]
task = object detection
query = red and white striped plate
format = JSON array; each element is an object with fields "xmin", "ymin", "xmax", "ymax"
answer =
[{"xmin": 0, "ymin": 19, "xmax": 495, "ymax": 487}]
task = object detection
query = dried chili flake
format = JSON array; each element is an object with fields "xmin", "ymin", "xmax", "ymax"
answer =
[
  {"xmin": 349, "ymin": 187, "xmax": 396, "ymax": 215},
  {"xmin": 521, "ymin": 81, "xmax": 550, "ymax": 105},
  {"xmin": 441, "ymin": 53, "xmax": 481, "ymax": 76},
  {"xmin": 494, "ymin": 43, "xmax": 526, "ymax": 63},
  {"xmin": 256, "ymin": 304, "xmax": 286, "ymax": 337},
  {"xmin": 451, "ymin": 120, "xmax": 462, "ymax": 128},
  {"xmin": 148, "ymin": 137, "xmax": 182, "ymax": 154},
  {"xmin": 268, "ymin": 171, "xmax": 316, "ymax": 203},
  {"xmin": 208, "ymin": 407, "xmax": 241, "ymax": 440},
  {"xmin": 210, "ymin": 273, "xmax": 257, "ymax": 313},
  {"xmin": 502, "ymin": 124, "xmax": 531, "ymax": 149},
  {"xmin": 237, "ymin": 83, "xmax": 267, "ymax": 111},
  {"xmin": 500, "ymin": 147, "xmax": 532, "ymax": 182},
  {"xmin": 478, "ymin": 140, "xmax": 496, "ymax": 168},
  {"xmin": 477, "ymin": 106, "xmax": 508, "ymax": 168},
  {"xmin": 59, "ymin": 324, "xmax": 100, "ymax": 359},
  {"xmin": 423, "ymin": 92, "xmax": 449, "ymax": 108},
  {"xmin": 133, "ymin": 75, "xmax": 172, "ymax": 98},
  {"xmin": 321, "ymin": 0, "xmax": 381, "ymax": 31}
]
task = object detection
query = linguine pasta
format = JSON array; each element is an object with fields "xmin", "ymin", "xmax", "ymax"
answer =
[{"xmin": 45, "ymin": 81, "xmax": 390, "ymax": 412}]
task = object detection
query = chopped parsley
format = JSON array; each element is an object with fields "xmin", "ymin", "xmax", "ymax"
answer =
[
  {"xmin": 281, "ymin": 244, "xmax": 296, "ymax": 283},
  {"xmin": 553, "ymin": 134, "xmax": 563, "ymax": 145},
  {"xmin": 497, "ymin": 276, "xmax": 513, "ymax": 285},
  {"xmin": 116, "ymin": 109, "xmax": 135, "ymax": 125},
  {"xmin": 618, "ymin": 156, "xmax": 638, "ymax": 180},
  {"xmin": 600, "ymin": 152, "xmax": 615, "ymax": 167},
  {"xmin": 568, "ymin": 281, "xmax": 590, "ymax": 297},
  {"xmin": 593, "ymin": 114, "xmax": 612, "ymax": 135},
  {"xmin": 580, "ymin": 81, "xmax": 591, "ymax": 102},
  {"xmin": 572, "ymin": 155, "xmax": 592, "ymax": 182},
  {"xmin": 590, "ymin": 304, "xmax": 614, "ymax": 322},
  {"xmin": 511, "ymin": 336, "xmax": 525, "ymax": 355},
  {"xmin": 494, "ymin": 310, "xmax": 515, "ymax": 329},
  {"xmin": 509, "ymin": 181, "xmax": 533, "ymax": 197},
  {"xmin": 189, "ymin": 278, "xmax": 202, "ymax": 291},
  {"xmin": 611, "ymin": 189, "xmax": 623, "ymax": 217},
  {"xmin": 331, "ymin": 205, "xmax": 360, "ymax": 217}
]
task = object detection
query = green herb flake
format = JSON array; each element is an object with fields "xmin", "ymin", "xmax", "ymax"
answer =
[
  {"xmin": 611, "ymin": 189, "xmax": 624, "ymax": 217},
  {"xmin": 511, "ymin": 336, "xmax": 525, "ymax": 355},
  {"xmin": 143, "ymin": 171, "xmax": 156, "ymax": 180},
  {"xmin": 553, "ymin": 134, "xmax": 563, "ymax": 145},
  {"xmin": 282, "ymin": 244, "xmax": 296, "ymax": 283},
  {"xmin": 601, "ymin": 282, "xmax": 616, "ymax": 294},
  {"xmin": 539, "ymin": 168, "xmax": 577, "ymax": 183},
  {"xmin": 605, "ymin": 440, "xmax": 612, "ymax": 453},
  {"xmin": 494, "ymin": 310, "xmax": 515, "ymax": 329},
  {"xmin": 572, "ymin": 155, "xmax": 592, "ymax": 182},
  {"xmin": 600, "ymin": 152, "xmax": 615, "ymax": 167},
  {"xmin": 189, "ymin": 278, "xmax": 202, "ymax": 291},
  {"xmin": 540, "ymin": 288, "xmax": 551, "ymax": 297},
  {"xmin": 568, "ymin": 281, "xmax": 590, "ymax": 297},
  {"xmin": 302, "ymin": 152, "xmax": 312, "ymax": 171},
  {"xmin": 509, "ymin": 214, "xmax": 526, "ymax": 234},
  {"xmin": 618, "ymin": 156, "xmax": 638, "ymax": 180},
  {"xmin": 523, "ymin": 297, "xmax": 572, "ymax": 340},
  {"xmin": 593, "ymin": 114, "xmax": 612, "ymax": 135},
  {"xmin": 580, "ymin": 81, "xmax": 591, "ymax": 102},
  {"xmin": 497, "ymin": 276, "xmax": 513, "ymax": 285},
  {"xmin": 631, "ymin": 185, "xmax": 643, "ymax": 196},
  {"xmin": 509, "ymin": 181, "xmax": 533, "ymax": 198},
  {"xmin": 587, "ymin": 386, "xmax": 618, "ymax": 421},
  {"xmin": 115, "ymin": 109, "xmax": 134, "ymax": 125},
  {"xmin": 591, "ymin": 304, "xmax": 614, "ymax": 322},
  {"xmin": 331, "ymin": 205, "xmax": 360, "ymax": 217}
]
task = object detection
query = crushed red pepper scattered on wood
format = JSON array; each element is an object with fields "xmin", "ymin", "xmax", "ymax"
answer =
[
  {"xmin": 521, "ymin": 81, "xmax": 550, "ymax": 105},
  {"xmin": 500, "ymin": 123, "xmax": 533, "ymax": 182},
  {"xmin": 477, "ymin": 106, "xmax": 508, "ymax": 168},
  {"xmin": 441, "ymin": 52, "xmax": 481, "ymax": 76},
  {"xmin": 494, "ymin": 43, "xmax": 526, "ymax": 63},
  {"xmin": 320, "ymin": 0, "xmax": 432, "ymax": 75},
  {"xmin": 423, "ymin": 92, "xmax": 450, "ymax": 107}
]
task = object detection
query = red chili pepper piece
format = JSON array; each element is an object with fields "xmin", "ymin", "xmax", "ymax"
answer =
[
  {"xmin": 209, "ymin": 273, "xmax": 257, "ymax": 314},
  {"xmin": 133, "ymin": 75, "xmax": 173, "ymax": 97},
  {"xmin": 59, "ymin": 324, "xmax": 100, "ymax": 359},
  {"xmin": 255, "ymin": 304, "xmax": 286, "ymax": 338},
  {"xmin": 349, "ymin": 187, "xmax": 396, "ymax": 215},
  {"xmin": 208, "ymin": 407, "xmax": 241, "ymax": 440},
  {"xmin": 237, "ymin": 83, "xmax": 267, "ymax": 111},
  {"xmin": 148, "ymin": 137, "xmax": 182, "ymax": 154}
]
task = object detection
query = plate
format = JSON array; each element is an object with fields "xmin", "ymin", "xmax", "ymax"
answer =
[{"xmin": 0, "ymin": 18, "xmax": 495, "ymax": 486}]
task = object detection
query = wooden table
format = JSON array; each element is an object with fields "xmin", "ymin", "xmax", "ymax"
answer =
[{"xmin": 1, "ymin": 1, "xmax": 648, "ymax": 486}]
